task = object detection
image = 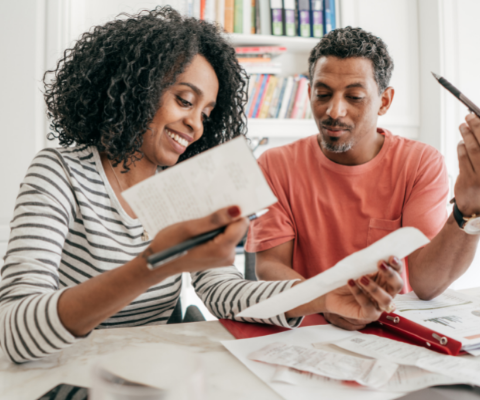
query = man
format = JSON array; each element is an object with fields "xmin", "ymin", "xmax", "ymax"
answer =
[{"xmin": 246, "ymin": 27, "xmax": 480, "ymax": 330}]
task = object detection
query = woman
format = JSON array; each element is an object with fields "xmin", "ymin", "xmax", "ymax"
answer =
[{"xmin": 0, "ymin": 7, "xmax": 402, "ymax": 364}]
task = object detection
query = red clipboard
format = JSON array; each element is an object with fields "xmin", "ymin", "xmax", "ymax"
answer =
[{"xmin": 220, "ymin": 312, "xmax": 464, "ymax": 356}]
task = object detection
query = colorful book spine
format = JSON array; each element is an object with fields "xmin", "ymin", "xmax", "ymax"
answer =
[
  {"xmin": 283, "ymin": 0, "xmax": 296, "ymax": 37},
  {"xmin": 243, "ymin": 0, "xmax": 251, "ymax": 35},
  {"xmin": 324, "ymin": 0, "xmax": 336, "ymax": 34},
  {"xmin": 235, "ymin": 46, "xmax": 286, "ymax": 55},
  {"xmin": 251, "ymin": 0, "xmax": 256, "ymax": 33},
  {"xmin": 224, "ymin": 0, "xmax": 235, "ymax": 33},
  {"xmin": 215, "ymin": 0, "xmax": 225, "ymax": 27},
  {"xmin": 278, "ymin": 77, "xmax": 294, "ymax": 118},
  {"xmin": 258, "ymin": 76, "xmax": 278, "ymax": 118},
  {"xmin": 272, "ymin": 77, "xmax": 288, "ymax": 118},
  {"xmin": 253, "ymin": 75, "xmax": 271, "ymax": 118},
  {"xmin": 234, "ymin": 0, "xmax": 243, "ymax": 33},
  {"xmin": 291, "ymin": 77, "xmax": 308, "ymax": 119},
  {"xmin": 200, "ymin": 0, "xmax": 206, "ymax": 19},
  {"xmin": 270, "ymin": 0, "xmax": 283, "ymax": 36},
  {"xmin": 285, "ymin": 78, "xmax": 300, "ymax": 118},
  {"xmin": 248, "ymin": 75, "xmax": 265, "ymax": 118},
  {"xmin": 298, "ymin": 0, "xmax": 311, "ymax": 38},
  {"xmin": 267, "ymin": 77, "xmax": 285, "ymax": 118},
  {"xmin": 245, "ymin": 74, "xmax": 259, "ymax": 117},
  {"xmin": 311, "ymin": 0, "xmax": 323, "ymax": 38}
]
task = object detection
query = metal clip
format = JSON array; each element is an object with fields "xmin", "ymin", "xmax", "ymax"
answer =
[
  {"xmin": 386, "ymin": 315, "xmax": 400, "ymax": 324},
  {"xmin": 432, "ymin": 333, "xmax": 448, "ymax": 345}
]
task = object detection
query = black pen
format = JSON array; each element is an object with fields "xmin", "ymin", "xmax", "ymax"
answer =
[
  {"xmin": 146, "ymin": 209, "xmax": 269, "ymax": 270},
  {"xmin": 432, "ymin": 72, "xmax": 480, "ymax": 118}
]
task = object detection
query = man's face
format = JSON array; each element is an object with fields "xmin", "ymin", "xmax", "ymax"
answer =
[{"xmin": 309, "ymin": 56, "xmax": 387, "ymax": 154}]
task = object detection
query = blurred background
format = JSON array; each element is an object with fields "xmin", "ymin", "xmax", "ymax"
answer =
[{"xmin": 1, "ymin": 0, "xmax": 480, "ymax": 319}]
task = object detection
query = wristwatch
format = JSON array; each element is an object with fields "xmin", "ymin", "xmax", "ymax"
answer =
[{"xmin": 452, "ymin": 199, "xmax": 480, "ymax": 235}]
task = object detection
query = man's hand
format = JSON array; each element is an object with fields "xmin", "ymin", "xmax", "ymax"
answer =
[
  {"xmin": 455, "ymin": 114, "xmax": 480, "ymax": 216},
  {"xmin": 323, "ymin": 256, "xmax": 404, "ymax": 330}
]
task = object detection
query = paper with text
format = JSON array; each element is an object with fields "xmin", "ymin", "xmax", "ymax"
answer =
[
  {"xmin": 122, "ymin": 137, "xmax": 277, "ymax": 236},
  {"xmin": 272, "ymin": 364, "xmax": 462, "ymax": 392},
  {"xmin": 249, "ymin": 342, "xmax": 397, "ymax": 388},
  {"xmin": 394, "ymin": 290, "xmax": 480, "ymax": 352},
  {"xmin": 238, "ymin": 227, "xmax": 429, "ymax": 319},
  {"xmin": 334, "ymin": 333, "xmax": 480, "ymax": 386}
]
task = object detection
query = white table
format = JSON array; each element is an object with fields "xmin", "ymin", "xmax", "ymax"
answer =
[{"xmin": 1, "ymin": 287, "xmax": 479, "ymax": 400}]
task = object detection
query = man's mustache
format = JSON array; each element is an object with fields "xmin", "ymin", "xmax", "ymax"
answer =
[{"xmin": 320, "ymin": 117, "xmax": 353, "ymax": 130}]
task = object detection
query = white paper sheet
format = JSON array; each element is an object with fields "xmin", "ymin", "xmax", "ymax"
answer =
[
  {"xmin": 334, "ymin": 332, "xmax": 480, "ymax": 386},
  {"xmin": 238, "ymin": 227, "xmax": 429, "ymax": 319},
  {"xmin": 248, "ymin": 342, "xmax": 398, "ymax": 388},
  {"xmin": 272, "ymin": 364, "xmax": 462, "ymax": 393},
  {"xmin": 394, "ymin": 290, "xmax": 480, "ymax": 351},
  {"xmin": 122, "ymin": 137, "xmax": 277, "ymax": 236},
  {"xmin": 222, "ymin": 325, "xmax": 405, "ymax": 400}
]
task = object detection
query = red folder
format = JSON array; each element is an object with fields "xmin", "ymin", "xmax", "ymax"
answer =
[{"xmin": 220, "ymin": 312, "xmax": 463, "ymax": 356}]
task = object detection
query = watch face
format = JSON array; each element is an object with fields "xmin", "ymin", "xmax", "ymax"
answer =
[{"xmin": 465, "ymin": 217, "xmax": 480, "ymax": 235}]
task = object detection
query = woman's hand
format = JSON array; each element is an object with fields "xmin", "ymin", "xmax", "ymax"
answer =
[
  {"xmin": 323, "ymin": 257, "xmax": 404, "ymax": 330},
  {"xmin": 144, "ymin": 205, "xmax": 249, "ymax": 276}
]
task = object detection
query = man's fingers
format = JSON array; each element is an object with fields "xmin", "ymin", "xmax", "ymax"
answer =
[
  {"xmin": 356, "ymin": 276, "xmax": 394, "ymax": 312},
  {"xmin": 465, "ymin": 113, "xmax": 480, "ymax": 143},
  {"xmin": 459, "ymin": 123, "xmax": 480, "ymax": 173},
  {"xmin": 346, "ymin": 279, "xmax": 378, "ymax": 317}
]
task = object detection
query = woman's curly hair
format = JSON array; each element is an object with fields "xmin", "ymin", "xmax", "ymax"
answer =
[
  {"xmin": 44, "ymin": 6, "xmax": 247, "ymax": 169},
  {"xmin": 308, "ymin": 26, "xmax": 394, "ymax": 94}
]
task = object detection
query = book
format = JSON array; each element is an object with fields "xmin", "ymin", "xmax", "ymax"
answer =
[
  {"xmin": 205, "ymin": 0, "xmax": 215, "ymax": 21},
  {"xmin": 277, "ymin": 76, "xmax": 294, "ymax": 118},
  {"xmin": 272, "ymin": 77, "xmax": 288, "ymax": 118},
  {"xmin": 224, "ymin": 0, "xmax": 235, "ymax": 33},
  {"xmin": 267, "ymin": 77, "xmax": 285, "ymax": 118},
  {"xmin": 185, "ymin": 0, "xmax": 195, "ymax": 17},
  {"xmin": 245, "ymin": 74, "xmax": 259, "ymax": 117},
  {"xmin": 237, "ymin": 57, "xmax": 273, "ymax": 63},
  {"xmin": 235, "ymin": 46, "xmax": 287, "ymax": 55},
  {"xmin": 200, "ymin": 0, "xmax": 206, "ymax": 19},
  {"xmin": 248, "ymin": 74, "xmax": 265, "ymax": 118},
  {"xmin": 243, "ymin": 0, "xmax": 251, "ymax": 35},
  {"xmin": 311, "ymin": 0, "xmax": 323, "ymax": 38},
  {"xmin": 270, "ymin": 0, "xmax": 283, "ymax": 36},
  {"xmin": 251, "ymin": 0, "xmax": 256, "ymax": 33},
  {"xmin": 215, "ymin": 0, "xmax": 225, "ymax": 27},
  {"xmin": 324, "ymin": 0, "xmax": 336, "ymax": 34},
  {"xmin": 193, "ymin": 0, "xmax": 201, "ymax": 18},
  {"xmin": 259, "ymin": 0, "xmax": 271, "ymax": 35},
  {"xmin": 298, "ymin": 0, "xmax": 311, "ymax": 38},
  {"xmin": 234, "ymin": 0, "xmax": 243, "ymax": 33},
  {"xmin": 252, "ymin": 75, "xmax": 271, "ymax": 118},
  {"xmin": 240, "ymin": 63, "xmax": 281, "ymax": 75},
  {"xmin": 285, "ymin": 78, "xmax": 300, "ymax": 118},
  {"xmin": 258, "ymin": 76, "xmax": 278, "ymax": 118},
  {"xmin": 283, "ymin": 0, "xmax": 296, "ymax": 37},
  {"xmin": 290, "ymin": 76, "xmax": 308, "ymax": 119}
]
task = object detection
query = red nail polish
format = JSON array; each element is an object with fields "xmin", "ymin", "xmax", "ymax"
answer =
[
  {"xmin": 227, "ymin": 206, "xmax": 241, "ymax": 218},
  {"xmin": 393, "ymin": 257, "xmax": 401, "ymax": 265},
  {"xmin": 380, "ymin": 262, "xmax": 389, "ymax": 271},
  {"xmin": 348, "ymin": 279, "xmax": 355, "ymax": 287},
  {"xmin": 360, "ymin": 276, "xmax": 369, "ymax": 286}
]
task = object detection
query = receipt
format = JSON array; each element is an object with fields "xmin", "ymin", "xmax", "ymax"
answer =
[
  {"xmin": 248, "ymin": 342, "xmax": 398, "ymax": 388},
  {"xmin": 238, "ymin": 227, "xmax": 429, "ymax": 319},
  {"xmin": 334, "ymin": 333, "xmax": 480, "ymax": 386}
]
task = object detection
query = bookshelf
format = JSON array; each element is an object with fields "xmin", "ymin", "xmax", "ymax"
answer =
[{"xmin": 228, "ymin": 33, "xmax": 318, "ymax": 143}]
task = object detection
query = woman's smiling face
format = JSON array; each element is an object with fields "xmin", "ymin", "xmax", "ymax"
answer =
[{"xmin": 141, "ymin": 55, "xmax": 219, "ymax": 167}]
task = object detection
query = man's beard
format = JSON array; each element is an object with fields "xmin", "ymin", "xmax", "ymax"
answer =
[
  {"xmin": 320, "ymin": 134, "xmax": 354, "ymax": 153},
  {"xmin": 319, "ymin": 117, "xmax": 355, "ymax": 153}
]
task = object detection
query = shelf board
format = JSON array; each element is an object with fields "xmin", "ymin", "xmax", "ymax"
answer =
[
  {"xmin": 227, "ymin": 33, "xmax": 319, "ymax": 53},
  {"xmin": 246, "ymin": 118, "xmax": 318, "ymax": 138}
]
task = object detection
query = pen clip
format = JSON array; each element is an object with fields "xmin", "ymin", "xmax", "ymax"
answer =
[{"xmin": 147, "ymin": 250, "xmax": 188, "ymax": 270}]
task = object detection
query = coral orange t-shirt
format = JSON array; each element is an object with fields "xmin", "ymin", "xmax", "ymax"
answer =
[{"xmin": 246, "ymin": 129, "xmax": 449, "ymax": 291}]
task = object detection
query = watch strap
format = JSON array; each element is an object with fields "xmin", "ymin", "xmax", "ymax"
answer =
[{"xmin": 453, "ymin": 202, "xmax": 466, "ymax": 229}]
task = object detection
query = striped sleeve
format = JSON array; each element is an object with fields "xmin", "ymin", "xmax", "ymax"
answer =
[
  {"xmin": 191, "ymin": 267, "xmax": 302, "ymax": 328},
  {"xmin": 0, "ymin": 149, "xmax": 78, "ymax": 363}
]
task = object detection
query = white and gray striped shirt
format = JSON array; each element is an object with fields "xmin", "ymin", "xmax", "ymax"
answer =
[{"xmin": 0, "ymin": 145, "xmax": 300, "ymax": 364}]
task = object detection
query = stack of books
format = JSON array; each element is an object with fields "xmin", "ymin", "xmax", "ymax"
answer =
[
  {"xmin": 181, "ymin": 0, "xmax": 336, "ymax": 38},
  {"xmin": 246, "ymin": 74, "xmax": 312, "ymax": 119},
  {"xmin": 235, "ymin": 46, "xmax": 285, "ymax": 75}
]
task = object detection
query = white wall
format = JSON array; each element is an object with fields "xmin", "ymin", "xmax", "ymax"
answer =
[{"xmin": 0, "ymin": 0, "xmax": 47, "ymax": 260}]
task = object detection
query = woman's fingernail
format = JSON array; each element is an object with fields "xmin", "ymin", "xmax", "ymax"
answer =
[
  {"xmin": 360, "ymin": 276, "xmax": 369, "ymax": 286},
  {"xmin": 393, "ymin": 257, "xmax": 401, "ymax": 266},
  {"xmin": 227, "ymin": 206, "xmax": 241, "ymax": 218},
  {"xmin": 380, "ymin": 262, "xmax": 389, "ymax": 271},
  {"xmin": 348, "ymin": 279, "xmax": 355, "ymax": 287}
]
